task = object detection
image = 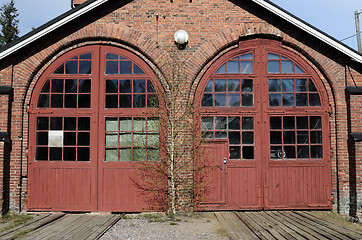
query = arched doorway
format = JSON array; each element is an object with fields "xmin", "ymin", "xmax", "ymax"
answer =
[
  {"xmin": 196, "ymin": 38, "xmax": 331, "ymax": 210},
  {"xmin": 28, "ymin": 45, "xmax": 163, "ymax": 212}
]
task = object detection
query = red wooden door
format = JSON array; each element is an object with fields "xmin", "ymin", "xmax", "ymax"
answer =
[
  {"xmin": 28, "ymin": 45, "xmax": 162, "ymax": 212},
  {"xmin": 196, "ymin": 38, "xmax": 331, "ymax": 210}
]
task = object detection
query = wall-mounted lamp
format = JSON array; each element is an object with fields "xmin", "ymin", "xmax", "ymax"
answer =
[{"xmin": 174, "ymin": 30, "xmax": 189, "ymax": 49}]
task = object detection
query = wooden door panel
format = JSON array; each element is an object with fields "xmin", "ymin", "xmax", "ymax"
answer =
[
  {"xmin": 100, "ymin": 167, "xmax": 147, "ymax": 211},
  {"xmin": 266, "ymin": 166, "xmax": 330, "ymax": 209},
  {"xmin": 29, "ymin": 167, "xmax": 95, "ymax": 211},
  {"xmin": 226, "ymin": 167, "xmax": 260, "ymax": 209}
]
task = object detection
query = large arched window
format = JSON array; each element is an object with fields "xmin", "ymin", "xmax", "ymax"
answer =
[
  {"xmin": 197, "ymin": 39, "xmax": 330, "ymax": 210},
  {"xmin": 28, "ymin": 45, "xmax": 163, "ymax": 212}
]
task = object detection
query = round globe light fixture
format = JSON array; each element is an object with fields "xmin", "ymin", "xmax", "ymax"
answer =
[{"xmin": 174, "ymin": 30, "xmax": 189, "ymax": 49}]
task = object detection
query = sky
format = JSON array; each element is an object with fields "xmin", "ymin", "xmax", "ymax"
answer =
[{"xmin": 0, "ymin": 0, "xmax": 361, "ymax": 50}]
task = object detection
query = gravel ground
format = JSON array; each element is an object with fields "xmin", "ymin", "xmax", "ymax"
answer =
[{"xmin": 100, "ymin": 212, "xmax": 229, "ymax": 240}]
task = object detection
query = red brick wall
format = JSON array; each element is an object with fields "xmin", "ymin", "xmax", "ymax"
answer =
[{"xmin": 0, "ymin": 0, "xmax": 360, "ymax": 213}]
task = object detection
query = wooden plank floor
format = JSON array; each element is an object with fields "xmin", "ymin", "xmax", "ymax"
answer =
[
  {"xmin": 216, "ymin": 211, "xmax": 362, "ymax": 240},
  {"xmin": 22, "ymin": 214, "xmax": 121, "ymax": 240}
]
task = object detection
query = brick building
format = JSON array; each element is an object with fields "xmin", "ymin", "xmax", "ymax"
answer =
[{"xmin": 0, "ymin": 0, "xmax": 361, "ymax": 217}]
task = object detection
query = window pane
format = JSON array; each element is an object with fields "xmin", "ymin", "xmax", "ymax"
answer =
[
  {"xmin": 228, "ymin": 79, "xmax": 240, "ymax": 92},
  {"xmin": 295, "ymin": 64, "xmax": 305, "ymax": 73},
  {"xmin": 134, "ymin": 118, "xmax": 146, "ymax": 131},
  {"xmin": 65, "ymin": 94, "xmax": 77, "ymax": 108},
  {"xmin": 242, "ymin": 117, "xmax": 253, "ymax": 130},
  {"xmin": 106, "ymin": 53, "xmax": 118, "ymax": 60},
  {"xmin": 228, "ymin": 94, "xmax": 240, "ymax": 107},
  {"xmin": 78, "ymin": 95, "xmax": 90, "ymax": 108},
  {"xmin": 119, "ymin": 95, "xmax": 132, "ymax": 108},
  {"xmin": 242, "ymin": 94, "xmax": 253, "ymax": 106},
  {"xmin": 54, "ymin": 64, "xmax": 64, "ymax": 74},
  {"xmin": 310, "ymin": 116, "xmax": 322, "ymax": 129},
  {"xmin": 64, "ymin": 147, "xmax": 76, "ymax": 161},
  {"xmin": 241, "ymin": 61, "xmax": 253, "ymax": 74},
  {"xmin": 311, "ymin": 146, "xmax": 323, "ymax": 158},
  {"xmin": 133, "ymin": 148, "xmax": 146, "ymax": 161},
  {"xmin": 51, "ymin": 95, "xmax": 63, "ymax": 108},
  {"xmin": 269, "ymin": 94, "xmax": 281, "ymax": 106},
  {"xmin": 201, "ymin": 94, "xmax": 213, "ymax": 106},
  {"xmin": 66, "ymin": 61, "xmax": 78, "ymax": 74},
  {"xmin": 240, "ymin": 53, "xmax": 252, "ymax": 59},
  {"xmin": 148, "ymin": 133, "xmax": 160, "ymax": 146},
  {"xmin": 50, "ymin": 147, "xmax": 62, "ymax": 161},
  {"xmin": 64, "ymin": 132, "xmax": 76, "ymax": 145},
  {"xmin": 134, "ymin": 64, "xmax": 145, "ymax": 74},
  {"xmin": 270, "ymin": 117, "xmax": 281, "ymax": 130},
  {"xmin": 270, "ymin": 146, "xmax": 283, "ymax": 159},
  {"xmin": 281, "ymin": 60, "xmax": 293, "ymax": 73},
  {"xmin": 309, "ymin": 94, "xmax": 321, "ymax": 106},
  {"xmin": 105, "ymin": 148, "xmax": 118, "ymax": 162},
  {"xmin": 297, "ymin": 117, "xmax": 308, "ymax": 129},
  {"xmin": 79, "ymin": 61, "xmax": 91, "ymax": 74},
  {"xmin": 106, "ymin": 95, "xmax": 118, "ymax": 108},
  {"xmin": 215, "ymin": 63, "xmax": 226, "ymax": 73},
  {"xmin": 37, "ymin": 94, "xmax": 49, "ymax": 108},
  {"xmin": 215, "ymin": 117, "xmax": 227, "ymax": 130},
  {"xmin": 78, "ymin": 147, "xmax": 90, "ymax": 161},
  {"xmin": 295, "ymin": 79, "xmax": 307, "ymax": 92},
  {"xmin": 51, "ymin": 79, "xmax": 64, "ymax": 93},
  {"xmin": 36, "ymin": 132, "xmax": 48, "ymax": 145},
  {"xmin": 106, "ymin": 133, "xmax": 118, "ymax": 146},
  {"xmin": 78, "ymin": 117, "xmax": 90, "ymax": 130},
  {"xmin": 282, "ymin": 94, "xmax": 294, "ymax": 106},
  {"xmin": 270, "ymin": 131, "xmax": 282, "ymax": 144},
  {"xmin": 297, "ymin": 146, "xmax": 309, "ymax": 158},
  {"xmin": 283, "ymin": 117, "xmax": 295, "ymax": 129},
  {"xmin": 296, "ymin": 93, "xmax": 307, "ymax": 106},
  {"xmin": 50, "ymin": 117, "xmax": 62, "ymax": 130},
  {"xmin": 119, "ymin": 117, "xmax": 132, "ymax": 131},
  {"xmin": 119, "ymin": 148, "xmax": 132, "ymax": 161},
  {"xmin": 215, "ymin": 94, "xmax": 226, "ymax": 106},
  {"xmin": 41, "ymin": 80, "xmax": 50, "ymax": 93},
  {"xmin": 269, "ymin": 79, "xmax": 280, "ymax": 92},
  {"xmin": 65, "ymin": 79, "xmax": 77, "ymax": 93},
  {"xmin": 268, "ymin": 61, "xmax": 280, "ymax": 73},
  {"xmin": 283, "ymin": 131, "xmax": 295, "ymax": 144},
  {"xmin": 229, "ymin": 132, "xmax": 240, "ymax": 144},
  {"xmin": 80, "ymin": 53, "xmax": 91, "ymax": 59},
  {"xmin": 78, "ymin": 132, "xmax": 90, "ymax": 146},
  {"xmin": 242, "ymin": 132, "xmax": 253, "ymax": 144},
  {"xmin": 284, "ymin": 146, "xmax": 296, "ymax": 159},
  {"xmin": 37, "ymin": 117, "xmax": 49, "ymax": 130},
  {"xmin": 147, "ymin": 80, "xmax": 155, "ymax": 93},
  {"xmin": 147, "ymin": 118, "xmax": 159, "ymax": 132},
  {"xmin": 134, "ymin": 79, "xmax": 146, "ymax": 93},
  {"xmin": 215, "ymin": 132, "xmax": 227, "ymax": 139},
  {"xmin": 106, "ymin": 118, "xmax": 118, "ymax": 131},
  {"xmin": 79, "ymin": 79, "xmax": 91, "ymax": 93},
  {"xmin": 120, "ymin": 61, "xmax": 132, "ymax": 74},
  {"xmin": 214, "ymin": 79, "xmax": 226, "ymax": 92},
  {"xmin": 106, "ymin": 80, "xmax": 118, "ymax": 93},
  {"xmin": 282, "ymin": 79, "xmax": 294, "ymax": 92},
  {"xmin": 133, "ymin": 94, "xmax": 146, "ymax": 108},
  {"xmin": 242, "ymin": 146, "xmax": 254, "ymax": 159},
  {"xmin": 147, "ymin": 148, "xmax": 159, "ymax": 161},
  {"xmin": 106, "ymin": 61, "xmax": 118, "ymax": 74},
  {"xmin": 310, "ymin": 131, "xmax": 322, "ymax": 144},
  {"xmin": 297, "ymin": 131, "xmax": 309, "ymax": 144},
  {"xmin": 268, "ymin": 53, "xmax": 280, "ymax": 59},
  {"xmin": 242, "ymin": 79, "xmax": 253, "ymax": 92},
  {"xmin": 309, "ymin": 79, "xmax": 318, "ymax": 92},
  {"xmin": 119, "ymin": 133, "xmax": 132, "ymax": 146},
  {"xmin": 228, "ymin": 61, "xmax": 239, "ymax": 73},
  {"xmin": 228, "ymin": 117, "xmax": 240, "ymax": 130},
  {"xmin": 229, "ymin": 146, "xmax": 240, "ymax": 159},
  {"xmin": 204, "ymin": 80, "xmax": 213, "ymax": 92}
]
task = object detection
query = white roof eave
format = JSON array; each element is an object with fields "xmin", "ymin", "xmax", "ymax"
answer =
[
  {"xmin": 253, "ymin": 0, "xmax": 362, "ymax": 63},
  {"xmin": 0, "ymin": 0, "xmax": 109, "ymax": 60}
]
